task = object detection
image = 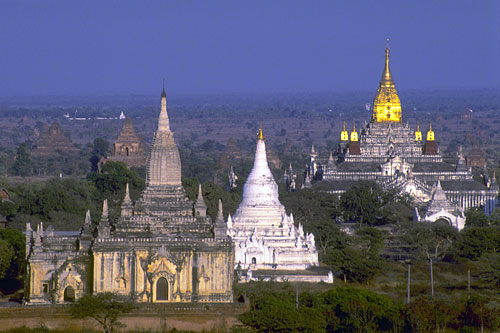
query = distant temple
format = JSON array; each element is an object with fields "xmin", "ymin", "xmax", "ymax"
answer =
[
  {"xmin": 308, "ymin": 42, "xmax": 498, "ymax": 230},
  {"xmin": 228, "ymin": 127, "xmax": 331, "ymax": 283},
  {"xmin": 32, "ymin": 122, "xmax": 79, "ymax": 157},
  {"xmin": 25, "ymin": 89, "xmax": 234, "ymax": 304},
  {"xmin": 107, "ymin": 117, "xmax": 147, "ymax": 168}
]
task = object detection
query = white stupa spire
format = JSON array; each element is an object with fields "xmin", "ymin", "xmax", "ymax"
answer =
[{"xmin": 230, "ymin": 127, "xmax": 320, "ymax": 271}]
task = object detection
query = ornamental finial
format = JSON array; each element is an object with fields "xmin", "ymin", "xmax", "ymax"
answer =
[{"xmin": 257, "ymin": 124, "xmax": 264, "ymax": 140}]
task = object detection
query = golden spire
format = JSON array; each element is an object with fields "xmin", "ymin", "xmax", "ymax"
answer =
[
  {"xmin": 415, "ymin": 122, "xmax": 422, "ymax": 141},
  {"xmin": 257, "ymin": 124, "xmax": 265, "ymax": 140},
  {"xmin": 341, "ymin": 121, "xmax": 349, "ymax": 141},
  {"xmin": 350, "ymin": 122, "xmax": 358, "ymax": 142},
  {"xmin": 372, "ymin": 39, "xmax": 402, "ymax": 123},
  {"xmin": 426, "ymin": 121, "xmax": 435, "ymax": 141}
]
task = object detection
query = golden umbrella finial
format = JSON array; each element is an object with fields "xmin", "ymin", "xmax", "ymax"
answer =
[{"xmin": 257, "ymin": 124, "xmax": 264, "ymax": 140}]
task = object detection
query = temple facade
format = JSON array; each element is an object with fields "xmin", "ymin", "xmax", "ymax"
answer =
[
  {"xmin": 228, "ymin": 129, "xmax": 331, "ymax": 283},
  {"xmin": 107, "ymin": 117, "xmax": 147, "ymax": 168},
  {"xmin": 25, "ymin": 89, "xmax": 234, "ymax": 304},
  {"xmin": 309, "ymin": 43, "xmax": 498, "ymax": 230}
]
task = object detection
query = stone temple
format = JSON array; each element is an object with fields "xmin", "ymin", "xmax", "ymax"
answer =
[
  {"xmin": 25, "ymin": 89, "xmax": 234, "ymax": 304},
  {"xmin": 228, "ymin": 128, "xmax": 332, "ymax": 283},
  {"xmin": 305, "ymin": 43, "xmax": 498, "ymax": 230},
  {"xmin": 106, "ymin": 117, "xmax": 147, "ymax": 168}
]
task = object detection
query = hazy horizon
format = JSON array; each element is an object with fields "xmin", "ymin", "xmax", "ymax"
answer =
[{"xmin": 1, "ymin": 1, "xmax": 499, "ymax": 96}]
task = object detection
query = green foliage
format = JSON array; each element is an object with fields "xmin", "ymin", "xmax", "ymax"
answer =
[
  {"xmin": 339, "ymin": 182, "xmax": 413, "ymax": 226},
  {"xmin": 11, "ymin": 143, "xmax": 32, "ymax": 177},
  {"xmin": 87, "ymin": 161, "xmax": 145, "ymax": 203},
  {"xmin": 457, "ymin": 297, "xmax": 499, "ymax": 332},
  {"xmin": 475, "ymin": 252, "xmax": 500, "ymax": 287},
  {"xmin": 280, "ymin": 188, "xmax": 341, "ymax": 256},
  {"xmin": 69, "ymin": 292, "xmax": 134, "ymax": 333},
  {"xmin": 453, "ymin": 226, "xmax": 500, "ymax": 261},
  {"xmin": 201, "ymin": 182, "xmax": 241, "ymax": 220},
  {"xmin": 405, "ymin": 296, "xmax": 457, "ymax": 333},
  {"xmin": 13, "ymin": 178, "xmax": 97, "ymax": 230},
  {"xmin": 0, "ymin": 228, "xmax": 25, "ymax": 279},
  {"xmin": 465, "ymin": 207, "xmax": 490, "ymax": 227},
  {"xmin": 239, "ymin": 284, "xmax": 401, "ymax": 333},
  {"xmin": 0, "ymin": 239, "xmax": 14, "ymax": 279},
  {"xmin": 92, "ymin": 138, "xmax": 109, "ymax": 158},
  {"xmin": 404, "ymin": 222, "xmax": 459, "ymax": 260}
]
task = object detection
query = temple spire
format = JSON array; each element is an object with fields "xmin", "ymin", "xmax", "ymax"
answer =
[
  {"xmin": 124, "ymin": 183, "xmax": 131, "ymax": 202},
  {"xmin": 372, "ymin": 39, "xmax": 402, "ymax": 123},
  {"xmin": 194, "ymin": 184, "xmax": 207, "ymax": 217},
  {"xmin": 158, "ymin": 86, "xmax": 170, "ymax": 132}
]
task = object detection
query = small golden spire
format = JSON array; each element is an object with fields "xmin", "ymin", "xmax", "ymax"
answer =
[
  {"xmin": 415, "ymin": 122, "xmax": 422, "ymax": 141},
  {"xmin": 426, "ymin": 121, "xmax": 435, "ymax": 141},
  {"xmin": 257, "ymin": 124, "xmax": 264, "ymax": 140},
  {"xmin": 350, "ymin": 123, "xmax": 358, "ymax": 142},
  {"xmin": 341, "ymin": 121, "xmax": 349, "ymax": 141}
]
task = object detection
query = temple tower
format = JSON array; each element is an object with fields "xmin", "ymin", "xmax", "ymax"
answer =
[{"xmin": 372, "ymin": 40, "xmax": 402, "ymax": 123}]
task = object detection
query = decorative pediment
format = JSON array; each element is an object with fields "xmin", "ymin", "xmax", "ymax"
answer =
[{"xmin": 147, "ymin": 257, "xmax": 176, "ymax": 278}]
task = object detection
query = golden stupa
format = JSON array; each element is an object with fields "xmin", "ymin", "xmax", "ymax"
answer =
[{"xmin": 372, "ymin": 41, "xmax": 402, "ymax": 123}]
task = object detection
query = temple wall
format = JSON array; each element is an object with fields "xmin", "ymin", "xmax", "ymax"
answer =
[{"xmin": 92, "ymin": 246, "xmax": 233, "ymax": 304}]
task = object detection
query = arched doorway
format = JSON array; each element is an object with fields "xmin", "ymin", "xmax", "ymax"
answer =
[
  {"xmin": 64, "ymin": 286, "xmax": 75, "ymax": 302},
  {"xmin": 156, "ymin": 277, "xmax": 168, "ymax": 301}
]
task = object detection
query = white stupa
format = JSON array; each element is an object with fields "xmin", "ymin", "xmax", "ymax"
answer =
[{"xmin": 228, "ymin": 127, "xmax": 319, "ymax": 272}]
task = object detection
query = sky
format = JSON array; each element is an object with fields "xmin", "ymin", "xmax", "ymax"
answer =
[{"xmin": 0, "ymin": 0, "xmax": 499, "ymax": 96}]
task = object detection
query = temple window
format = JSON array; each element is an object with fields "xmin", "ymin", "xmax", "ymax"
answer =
[{"xmin": 42, "ymin": 283, "xmax": 48, "ymax": 293}]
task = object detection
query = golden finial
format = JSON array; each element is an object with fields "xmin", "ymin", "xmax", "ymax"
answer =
[
  {"xmin": 415, "ymin": 122, "xmax": 422, "ymax": 141},
  {"xmin": 353, "ymin": 122, "xmax": 356, "ymax": 131},
  {"xmin": 257, "ymin": 124, "xmax": 264, "ymax": 140},
  {"xmin": 426, "ymin": 121, "xmax": 435, "ymax": 141},
  {"xmin": 341, "ymin": 121, "xmax": 349, "ymax": 141}
]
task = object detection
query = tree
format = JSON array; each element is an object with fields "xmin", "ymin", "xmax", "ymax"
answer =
[
  {"xmin": 0, "ymin": 228, "xmax": 25, "ymax": 279},
  {"xmin": 69, "ymin": 292, "xmax": 134, "ymax": 333},
  {"xmin": 405, "ymin": 222, "xmax": 458, "ymax": 261},
  {"xmin": 465, "ymin": 207, "xmax": 489, "ymax": 227},
  {"xmin": 0, "ymin": 240, "xmax": 14, "ymax": 279},
  {"xmin": 88, "ymin": 161, "xmax": 145, "ymax": 203},
  {"xmin": 92, "ymin": 138, "xmax": 109, "ymax": 158},
  {"xmin": 453, "ymin": 226, "xmax": 500, "ymax": 261},
  {"xmin": 339, "ymin": 182, "xmax": 385, "ymax": 226},
  {"xmin": 458, "ymin": 297, "xmax": 498, "ymax": 332},
  {"xmin": 11, "ymin": 143, "xmax": 32, "ymax": 177}
]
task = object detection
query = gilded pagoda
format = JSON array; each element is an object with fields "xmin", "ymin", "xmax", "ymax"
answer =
[{"xmin": 314, "ymin": 42, "xmax": 498, "ymax": 229}]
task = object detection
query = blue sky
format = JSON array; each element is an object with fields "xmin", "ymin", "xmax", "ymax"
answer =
[{"xmin": 0, "ymin": 1, "xmax": 499, "ymax": 95}]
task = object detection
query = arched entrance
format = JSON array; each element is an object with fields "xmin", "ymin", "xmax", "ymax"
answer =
[
  {"xmin": 64, "ymin": 286, "xmax": 75, "ymax": 302},
  {"xmin": 156, "ymin": 277, "xmax": 169, "ymax": 301}
]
